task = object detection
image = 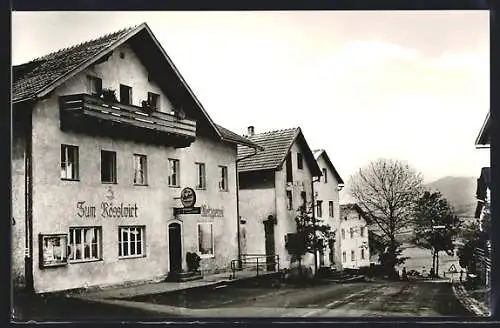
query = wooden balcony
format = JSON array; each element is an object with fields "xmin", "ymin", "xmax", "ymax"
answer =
[{"xmin": 59, "ymin": 94, "xmax": 196, "ymax": 148}]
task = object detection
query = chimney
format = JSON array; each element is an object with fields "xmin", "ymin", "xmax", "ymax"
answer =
[{"xmin": 247, "ymin": 126, "xmax": 255, "ymax": 136}]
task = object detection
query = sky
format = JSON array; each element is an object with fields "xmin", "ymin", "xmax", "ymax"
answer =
[{"xmin": 12, "ymin": 11, "xmax": 490, "ymax": 202}]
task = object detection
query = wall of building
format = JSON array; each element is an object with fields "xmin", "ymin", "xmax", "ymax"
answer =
[
  {"xmin": 274, "ymin": 141, "xmax": 315, "ymax": 270},
  {"xmin": 339, "ymin": 209, "xmax": 370, "ymax": 269},
  {"xmin": 314, "ymin": 154, "xmax": 342, "ymax": 269},
  {"xmin": 23, "ymin": 43, "xmax": 239, "ymax": 293},
  {"xmin": 11, "ymin": 112, "xmax": 27, "ymax": 288}
]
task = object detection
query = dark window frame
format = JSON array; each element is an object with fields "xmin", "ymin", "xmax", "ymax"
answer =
[{"xmin": 101, "ymin": 150, "xmax": 117, "ymax": 184}]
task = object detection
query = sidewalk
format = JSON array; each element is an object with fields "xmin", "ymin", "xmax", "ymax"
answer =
[
  {"xmin": 71, "ymin": 269, "xmax": 278, "ymax": 300},
  {"xmin": 452, "ymin": 282, "xmax": 490, "ymax": 317}
]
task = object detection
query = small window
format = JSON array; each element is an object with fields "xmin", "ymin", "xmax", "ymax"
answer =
[
  {"xmin": 196, "ymin": 162, "xmax": 206, "ymax": 189},
  {"xmin": 316, "ymin": 200, "xmax": 323, "ymax": 218},
  {"xmin": 350, "ymin": 227, "xmax": 354, "ymax": 239},
  {"xmin": 359, "ymin": 214, "xmax": 361, "ymax": 220},
  {"xmin": 344, "ymin": 216, "xmax": 348, "ymax": 221},
  {"xmin": 297, "ymin": 153, "xmax": 303, "ymax": 170},
  {"xmin": 286, "ymin": 190, "xmax": 293, "ymax": 210},
  {"xmin": 360, "ymin": 226, "xmax": 365, "ymax": 237},
  {"xmin": 168, "ymin": 159, "xmax": 180, "ymax": 187},
  {"xmin": 361, "ymin": 248, "xmax": 365, "ymax": 260},
  {"xmin": 118, "ymin": 226, "xmax": 145, "ymax": 258},
  {"xmin": 351, "ymin": 250, "xmax": 355, "ymax": 261},
  {"xmin": 329, "ymin": 201, "xmax": 334, "ymax": 217},
  {"xmin": 133, "ymin": 154, "xmax": 147, "ymax": 185},
  {"xmin": 120, "ymin": 84, "xmax": 132, "ymax": 105},
  {"xmin": 322, "ymin": 168, "xmax": 327, "ymax": 183},
  {"xmin": 341, "ymin": 229, "xmax": 345, "ymax": 240},
  {"xmin": 61, "ymin": 144, "xmax": 79, "ymax": 180},
  {"xmin": 198, "ymin": 223, "xmax": 214, "ymax": 257},
  {"xmin": 218, "ymin": 166, "xmax": 228, "ymax": 191},
  {"xmin": 342, "ymin": 251, "xmax": 346, "ymax": 263},
  {"xmin": 101, "ymin": 150, "xmax": 117, "ymax": 183},
  {"xmin": 147, "ymin": 92, "xmax": 160, "ymax": 110},
  {"xmin": 69, "ymin": 227, "xmax": 102, "ymax": 262},
  {"xmin": 87, "ymin": 76, "xmax": 102, "ymax": 96},
  {"xmin": 285, "ymin": 152, "xmax": 293, "ymax": 183}
]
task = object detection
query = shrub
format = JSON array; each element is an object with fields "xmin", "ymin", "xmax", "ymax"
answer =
[{"xmin": 186, "ymin": 252, "xmax": 201, "ymax": 272}]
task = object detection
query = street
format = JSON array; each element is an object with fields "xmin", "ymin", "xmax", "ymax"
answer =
[{"xmin": 125, "ymin": 279, "xmax": 473, "ymax": 317}]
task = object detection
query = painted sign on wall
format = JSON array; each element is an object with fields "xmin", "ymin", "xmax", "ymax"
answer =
[{"xmin": 201, "ymin": 205, "xmax": 224, "ymax": 218}]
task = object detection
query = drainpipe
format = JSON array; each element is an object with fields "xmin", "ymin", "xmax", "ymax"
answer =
[
  {"xmin": 311, "ymin": 176, "xmax": 321, "ymax": 276},
  {"xmin": 23, "ymin": 103, "xmax": 34, "ymax": 293},
  {"xmin": 235, "ymin": 148, "xmax": 259, "ymax": 269}
]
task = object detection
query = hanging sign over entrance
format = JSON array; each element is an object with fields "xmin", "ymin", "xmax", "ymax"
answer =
[
  {"xmin": 180, "ymin": 187, "xmax": 197, "ymax": 208},
  {"xmin": 174, "ymin": 187, "xmax": 200, "ymax": 215}
]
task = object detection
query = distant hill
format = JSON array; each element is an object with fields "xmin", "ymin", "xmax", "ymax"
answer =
[{"xmin": 425, "ymin": 176, "xmax": 477, "ymax": 218}]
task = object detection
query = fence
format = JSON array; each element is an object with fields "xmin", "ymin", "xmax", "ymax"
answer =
[{"xmin": 230, "ymin": 254, "xmax": 280, "ymax": 279}]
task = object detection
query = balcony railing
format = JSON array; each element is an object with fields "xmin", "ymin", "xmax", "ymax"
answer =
[{"xmin": 59, "ymin": 93, "xmax": 197, "ymax": 147}]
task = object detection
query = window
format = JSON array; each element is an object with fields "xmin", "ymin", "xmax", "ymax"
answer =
[
  {"xmin": 87, "ymin": 76, "xmax": 102, "ymax": 96},
  {"xmin": 195, "ymin": 162, "xmax": 206, "ymax": 189},
  {"xmin": 120, "ymin": 84, "xmax": 132, "ymax": 105},
  {"xmin": 39, "ymin": 234, "xmax": 68, "ymax": 268},
  {"xmin": 69, "ymin": 227, "xmax": 102, "ymax": 262},
  {"xmin": 285, "ymin": 152, "xmax": 293, "ymax": 183},
  {"xmin": 361, "ymin": 248, "xmax": 365, "ymax": 260},
  {"xmin": 168, "ymin": 159, "xmax": 180, "ymax": 187},
  {"xmin": 360, "ymin": 226, "xmax": 365, "ymax": 237},
  {"xmin": 341, "ymin": 229, "xmax": 345, "ymax": 240},
  {"xmin": 342, "ymin": 251, "xmax": 346, "ymax": 263},
  {"xmin": 118, "ymin": 226, "xmax": 145, "ymax": 258},
  {"xmin": 351, "ymin": 250, "xmax": 355, "ymax": 261},
  {"xmin": 286, "ymin": 190, "xmax": 293, "ymax": 210},
  {"xmin": 198, "ymin": 223, "xmax": 214, "ymax": 257},
  {"xmin": 133, "ymin": 154, "xmax": 147, "ymax": 185},
  {"xmin": 350, "ymin": 227, "xmax": 354, "ymax": 239},
  {"xmin": 147, "ymin": 92, "xmax": 160, "ymax": 110},
  {"xmin": 316, "ymin": 200, "xmax": 323, "ymax": 218},
  {"xmin": 297, "ymin": 153, "xmax": 303, "ymax": 170},
  {"xmin": 322, "ymin": 168, "xmax": 327, "ymax": 183},
  {"xmin": 218, "ymin": 166, "xmax": 228, "ymax": 191},
  {"xmin": 61, "ymin": 145, "xmax": 79, "ymax": 180},
  {"xmin": 329, "ymin": 201, "xmax": 334, "ymax": 217},
  {"xmin": 344, "ymin": 216, "xmax": 347, "ymax": 221},
  {"xmin": 101, "ymin": 150, "xmax": 117, "ymax": 183}
]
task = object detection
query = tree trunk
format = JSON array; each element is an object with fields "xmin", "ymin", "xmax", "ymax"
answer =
[
  {"xmin": 436, "ymin": 250, "xmax": 440, "ymax": 278},
  {"xmin": 432, "ymin": 248, "xmax": 436, "ymax": 276}
]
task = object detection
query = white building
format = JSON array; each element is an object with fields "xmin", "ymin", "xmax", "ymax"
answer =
[
  {"xmin": 339, "ymin": 204, "xmax": 370, "ymax": 269},
  {"xmin": 312, "ymin": 149, "xmax": 344, "ymax": 270}
]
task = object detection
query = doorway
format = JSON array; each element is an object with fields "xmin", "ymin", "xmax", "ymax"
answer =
[
  {"xmin": 263, "ymin": 217, "xmax": 276, "ymax": 271},
  {"xmin": 168, "ymin": 223, "xmax": 182, "ymax": 273}
]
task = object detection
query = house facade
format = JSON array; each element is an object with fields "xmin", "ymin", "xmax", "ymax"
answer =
[
  {"xmin": 474, "ymin": 111, "xmax": 491, "ymax": 288},
  {"xmin": 11, "ymin": 23, "xmax": 260, "ymax": 293},
  {"xmin": 339, "ymin": 204, "xmax": 370, "ymax": 269},
  {"xmin": 237, "ymin": 127, "xmax": 322, "ymax": 271},
  {"xmin": 312, "ymin": 149, "xmax": 344, "ymax": 270}
]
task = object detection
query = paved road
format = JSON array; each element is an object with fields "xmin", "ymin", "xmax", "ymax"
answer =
[{"xmin": 127, "ymin": 280, "xmax": 473, "ymax": 317}]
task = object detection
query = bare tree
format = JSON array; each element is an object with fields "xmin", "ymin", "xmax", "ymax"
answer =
[{"xmin": 349, "ymin": 158, "xmax": 424, "ymax": 276}]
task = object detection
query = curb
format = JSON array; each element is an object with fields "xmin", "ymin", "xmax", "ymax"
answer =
[{"xmin": 452, "ymin": 283, "xmax": 490, "ymax": 317}]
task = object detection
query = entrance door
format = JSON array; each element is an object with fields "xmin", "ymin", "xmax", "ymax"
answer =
[
  {"xmin": 263, "ymin": 218, "xmax": 276, "ymax": 271},
  {"xmin": 168, "ymin": 223, "xmax": 182, "ymax": 273}
]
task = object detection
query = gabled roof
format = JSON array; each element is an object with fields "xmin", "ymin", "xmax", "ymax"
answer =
[
  {"xmin": 12, "ymin": 22, "xmax": 259, "ymax": 149},
  {"xmin": 313, "ymin": 149, "xmax": 344, "ymax": 185},
  {"xmin": 237, "ymin": 127, "xmax": 321, "ymax": 175},
  {"xmin": 475, "ymin": 111, "xmax": 491, "ymax": 148},
  {"xmin": 215, "ymin": 124, "xmax": 263, "ymax": 150},
  {"xmin": 340, "ymin": 203, "xmax": 369, "ymax": 221}
]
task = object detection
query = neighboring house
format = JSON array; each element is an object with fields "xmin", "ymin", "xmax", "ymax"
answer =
[
  {"xmin": 474, "ymin": 111, "xmax": 491, "ymax": 287},
  {"xmin": 312, "ymin": 149, "xmax": 344, "ymax": 270},
  {"xmin": 11, "ymin": 23, "xmax": 261, "ymax": 293},
  {"xmin": 339, "ymin": 204, "xmax": 370, "ymax": 269},
  {"xmin": 237, "ymin": 126, "xmax": 322, "ymax": 271}
]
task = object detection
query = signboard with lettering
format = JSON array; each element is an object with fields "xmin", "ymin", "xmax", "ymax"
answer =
[
  {"xmin": 76, "ymin": 187, "xmax": 139, "ymax": 219},
  {"xmin": 180, "ymin": 187, "xmax": 196, "ymax": 208},
  {"xmin": 201, "ymin": 205, "xmax": 224, "ymax": 218},
  {"xmin": 174, "ymin": 207, "xmax": 201, "ymax": 215}
]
